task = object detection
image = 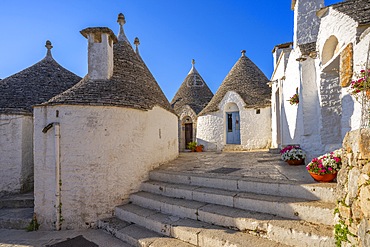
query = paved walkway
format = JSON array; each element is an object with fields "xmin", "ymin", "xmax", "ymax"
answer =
[
  {"xmin": 158, "ymin": 151, "xmax": 314, "ymax": 184},
  {"xmin": 0, "ymin": 151, "xmax": 322, "ymax": 247}
]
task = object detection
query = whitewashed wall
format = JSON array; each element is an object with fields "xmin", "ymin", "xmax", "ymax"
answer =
[
  {"xmin": 197, "ymin": 91, "xmax": 271, "ymax": 151},
  {"xmin": 34, "ymin": 105, "xmax": 178, "ymax": 230},
  {"xmin": 293, "ymin": 0, "xmax": 324, "ymax": 46},
  {"xmin": 0, "ymin": 114, "xmax": 33, "ymax": 196}
]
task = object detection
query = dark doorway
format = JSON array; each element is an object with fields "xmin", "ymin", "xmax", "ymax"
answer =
[{"xmin": 185, "ymin": 123, "xmax": 193, "ymax": 149}]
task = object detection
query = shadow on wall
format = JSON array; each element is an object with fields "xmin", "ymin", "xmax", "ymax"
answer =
[{"xmin": 341, "ymin": 94, "xmax": 354, "ymax": 140}]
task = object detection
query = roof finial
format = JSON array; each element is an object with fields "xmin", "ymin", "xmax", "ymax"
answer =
[
  {"xmin": 117, "ymin": 13, "xmax": 129, "ymax": 42},
  {"xmin": 134, "ymin": 37, "xmax": 140, "ymax": 54},
  {"xmin": 45, "ymin": 40, "xmax": 53, "ymax": 58},
  {"xmin": 241, "ymin": 50, "xmax": 246, "ymax": 57},
  {"xmin": 192, "ymin": 59, "xmax": 195, "ymax": 66}
]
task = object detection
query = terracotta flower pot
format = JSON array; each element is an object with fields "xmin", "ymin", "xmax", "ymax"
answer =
[
  {"xmin": 309, "ymin": 172, "xmax": 337, "ymax": 183},
  {"xmin": 196, "ymin": 146, "xmax": 203, "ymax": 152},
  {"xmin": 286, "ymin": 159, "xmax": 303, "ymax": 165}
]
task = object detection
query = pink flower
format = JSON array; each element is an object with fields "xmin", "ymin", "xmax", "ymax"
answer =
[{"xmin": 328, "ymin": 167, "xmax": 333, "ymax": 171}]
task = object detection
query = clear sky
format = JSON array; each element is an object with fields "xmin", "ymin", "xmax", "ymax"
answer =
[{"xmin": 0, "ymin": 0, "xmax": 341, "ymax": 100}]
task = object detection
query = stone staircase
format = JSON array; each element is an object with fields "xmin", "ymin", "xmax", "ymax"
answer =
[
  {"xmin": 0, "ymin": 192, "xmax": 34, "ymax": 229},
  {"xmin": 98, "ymin": 152, "xmax": 336, "ymax": 247}
]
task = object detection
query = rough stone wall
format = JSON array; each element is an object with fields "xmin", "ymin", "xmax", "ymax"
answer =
[
  {"xmin": 197, "ymin": 91, "xmax": 271, "ymax": 151},
  {"xmin": 293, "ymin": 0, "xmax": 324, "ymax": 46},
  {"xmin": 336, "ymin": 129, "xmax": 370, "ymax": 247},
  {"xmin": 0, "ymin": 114, "xmax": 33, "ymax": 196},
  {"xmin": 34, "ymin": 105, "xmax": 178, "ymax": 229}
]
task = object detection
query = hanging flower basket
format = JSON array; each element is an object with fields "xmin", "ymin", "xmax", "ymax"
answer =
[
  {"xmin": 288, "ymin": 93, "xmax": 299, "ymax": 105},
  {"xmin": 349, "ymin": 68, "xmax": 370, "ymax": 100}
]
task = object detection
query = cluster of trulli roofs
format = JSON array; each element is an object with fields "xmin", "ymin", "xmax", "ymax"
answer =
[{"xmin": 0, "ymin": 0, "xmax": 369, "ymax": 229}]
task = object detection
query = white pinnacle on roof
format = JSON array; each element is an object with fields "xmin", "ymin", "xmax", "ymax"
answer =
[{"xmin": 117, "ymin": 13, "xmax": 129, "ymax": 43}]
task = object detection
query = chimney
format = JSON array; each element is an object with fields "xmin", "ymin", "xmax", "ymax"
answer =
[
  {"xmin": 293, "ymin": 0, "xmax": 324, "ymax": 47},
  {"xmin": 80, "ymin": 27, "xmax": 118, "ymax": 80}
]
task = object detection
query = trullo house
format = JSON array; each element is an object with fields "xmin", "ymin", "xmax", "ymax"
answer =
[
  {"xmin": 0, "ymin": 41, "xmax": 81, "ymax": 196},
  {"xmin": 171, "ymin": 59, "xmax": 213, "ymax": 151},
  {"xmin": 270, "ymin": 0, "xmax": 370, "ymax": 160},
  {"xmin": 33, "ymin": 13, "xmax": 178, "ymax": 230},
  {"xmin": 197, "ymin": 50, "xmax": 271, "ymax": 151}
]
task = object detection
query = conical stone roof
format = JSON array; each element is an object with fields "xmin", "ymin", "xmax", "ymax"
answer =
[
  {"xmin": 171, "ymin": 60, "xmax": 214, "ymax": 115},
  {"xmin": 0, "ymin": 41, "xmax": 81, "ymax": 115},
  {"xmin": 46, "ymin": 14, "xmax": 173, "ymax": 113},
  {"xmin": 199, "ymin": 50, "xmax": 271, "ymax": 116}
]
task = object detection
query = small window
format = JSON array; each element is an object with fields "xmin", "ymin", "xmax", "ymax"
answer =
[
  {"xmin": 227, "ymin": 114, "xmax": 233, "ymax": 132},
  {"xmin": 256, "ymin": 109, "xmax": 261, "ymax": 114}
]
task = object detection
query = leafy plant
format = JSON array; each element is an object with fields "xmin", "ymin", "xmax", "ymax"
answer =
[
  {"xmin": 306, "ymin": 149, "xmax": 342, "ymax": 175},
  {"xmin": 26, "ymin": 213, "xmax": 40, "ymax": 231},
  {"xmin": 187, "ymin": 141, "xmax": 197, "ymax": 151}
]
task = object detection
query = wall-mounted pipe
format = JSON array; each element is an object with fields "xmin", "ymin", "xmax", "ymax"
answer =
[{"xmin": 54, "ymin": 123, "xmax": 61, "ymax": 230}]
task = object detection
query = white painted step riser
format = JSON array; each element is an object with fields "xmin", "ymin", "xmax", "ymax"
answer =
[
  {"xmin": 116, "ymin": 206, "xmax": 291, "ymax": 247},
  {"xmin": 234, "ymin": 197, "xmax": 334, "ymax": 226},
  {"xmin": 98, "ymin": 220, "xmax": 138, "ymax": 247},
  {"xmin": 267, "ymin": 224, "xmax": 335, "ymax": 247},
  {"xmin": 149, "ymin": 172, "xmax": 336, "ymax": 203},
  {"xmin": 116, "ymin": 208, "xmax": 172, "ymax": 237},
  {"xmin": 130, "ymin": 194, "xmax": 200, "ymax": 221},
  {"xmin": 132, "ymin": 192, "xmax": 333, "ymax": 226}
]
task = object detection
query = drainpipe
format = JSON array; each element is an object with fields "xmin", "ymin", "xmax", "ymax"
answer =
[
  {"xmin": 42, "ymin": 122, "xmax": 61, "ymax": 230},
  {"xmin": 54, "ymin": 123, "xmax": 61, "ymax": 230}
]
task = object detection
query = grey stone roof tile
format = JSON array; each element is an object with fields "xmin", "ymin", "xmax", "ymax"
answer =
[
  {"xmin": 330, "ymin": 0, "xmax": 370, "ymax": 25},
  {"xmin": 0, "ymin": 42, "xmax": 81, "ymax": 114},
  {"xmin": 199, "ymin": 51, "xmax": 271, "ymax": 116},
  {"xmin": 171, "ymin": 61, "xmax": 214, "ymax": 115},
  {"xmin": 46, "ymin": 38, "xmax": 173, "ymax": 113}
]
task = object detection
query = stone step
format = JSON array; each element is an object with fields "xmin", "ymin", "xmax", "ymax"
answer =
[
  {"xmin": 115, "ymin": 204, "xmax": 290, "ymax": 247},
  {"xmin": 98, "ymin": 217, "xmax": 195, "ymax": 247},
  {"xmin": 128, "ymin": 192, "xmax": 334, "ymax": 246},
  {"xmin": 149, "ymin": 171, "xmax": 336, "ymax": 203},
  {"xmin": 0, "ymin": 192, "xmax": 34, "ymax": 209},
  {"xmin": 0, "ymin": 208, "xmax": 33, "ymax": 229},
  {"xmin": 131, "ymin": 190, "xmax": 335, "ymax": 226}
]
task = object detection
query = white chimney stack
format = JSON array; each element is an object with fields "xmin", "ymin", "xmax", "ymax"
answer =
[{"xmin": 80, "ymin": 27, "xmax": 117, "ymax": 80}]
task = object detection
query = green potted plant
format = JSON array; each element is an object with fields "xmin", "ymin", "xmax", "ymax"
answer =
[
  {"xmin": 280, "ymin": 145, "xmax": 306, "ymax": 165},
  {"xmin": 187, "ymin": 141, "xmax": 197, "ymax": 152},
  {"xmin": 306, "ymin": 149, "xmax": 342, "ymax": 182}
]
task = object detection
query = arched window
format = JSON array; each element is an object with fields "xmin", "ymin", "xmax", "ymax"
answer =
[{"xmin": 322, "ymin": 35, "xmax": 339, "ymax": 65}]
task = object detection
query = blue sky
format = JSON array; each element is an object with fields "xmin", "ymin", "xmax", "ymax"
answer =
[{"xmin": 0, "ymin": 0, "xmax": 341, "ymax": 100}]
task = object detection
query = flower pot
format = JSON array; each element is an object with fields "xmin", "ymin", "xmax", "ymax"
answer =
[
  {"xmin": 309, "ymin": 172, "xmax": 337, "ymax": 183},
  {"xmin": 286, "ymin": 159, "xmax": 303, "ymax": 165},
  {"xmin": 196, "ymin": 146, "xmax": 203, "ymax": 152}
]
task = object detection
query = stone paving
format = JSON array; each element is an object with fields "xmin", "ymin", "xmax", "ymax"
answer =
[
  {"xmin": 0, "ymin": 151, "xmax": 329, "ymax": 246},
  {"xmin": 158, "ymin": 150, "xmax": 314, "ymax": 184}
]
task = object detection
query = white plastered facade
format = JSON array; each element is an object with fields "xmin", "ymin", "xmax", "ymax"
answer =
[
  {"xmin": 197, "ymin": 91, "xmax": 271, "ymax": 151},
  {"xmin": 33, "ymin": 105, "xmax": 178, "ymax": 229},
  {"xmin": 0, "ymin": 114, "xmax": 33, "ymax": 196},
  {"xmin": 271, "ymin": 4, "xmax": 370, "ymax": 161}
]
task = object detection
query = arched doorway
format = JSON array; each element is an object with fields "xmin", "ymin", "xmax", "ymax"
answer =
[
  {"xmin": 182, "ymin": 116, "xmax": 193, "ymax": 149},
  {"xmin": 225, "ymin": 103, "xmax": 241, "ymax": 144}
]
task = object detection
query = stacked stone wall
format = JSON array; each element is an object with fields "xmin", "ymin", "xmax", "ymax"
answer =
[{"xmin": 336, "ymin": 129, "xmax": 370, "ymax": 246}]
